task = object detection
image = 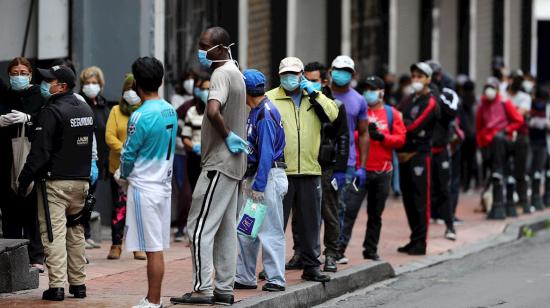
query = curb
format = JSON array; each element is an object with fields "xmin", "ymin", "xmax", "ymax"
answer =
[
  {"xmin": 234, "ymin": 212, "xmax": 550, "ymax": 308},
  {"xmin": 233, "ymin": 262, "xmax": 395, "ymax": 308}
]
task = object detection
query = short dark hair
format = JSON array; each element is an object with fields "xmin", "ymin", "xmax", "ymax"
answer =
[
  {"xmin": 132, "ymin": 57, "xmax": 164, "ymax": 92},
  {"xmin": 8, "ymin": 57, "xmax": 33, "ymax": 74},
  {"xmin": 304, "ymin": 62, "xmax": 328, "ymax": 80},
  {"xmin": 208, "ymin": 27, "xmax": 231, "ymax": 47}
]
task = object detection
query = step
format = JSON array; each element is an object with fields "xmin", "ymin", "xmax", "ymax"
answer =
[{"xmin": 0, "ymin": 239, "xmax": 39, "ymax": 293}]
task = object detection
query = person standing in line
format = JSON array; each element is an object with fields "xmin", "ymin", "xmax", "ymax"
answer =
[
  {"xmin": 104, "ymin": 73, "xmax": 146, "ymax": 260},
  {"xmin": 0, "ymin": 57, "xmax": 45, "ymax": 273},
  {"xmin": 267, "ymin": 57, "xmax": 339, "ymax": 282},
  {"xmin": 18, "ymin": 65, "xmax": 94, "ymax": 301},
  {"xmin": 396, "ymin": 62, "xmax": 440, "ymax": 256},
  {"xmin": 527, "ymin": 86, "xmax": 549, "ymax": 211},
  {"xmin": 170, "ymin": 27, "xmax": 248, "ymax": 306},
  {"xmin": 338, "ymin": 76, "xmax": 406, "ymax": 261}
]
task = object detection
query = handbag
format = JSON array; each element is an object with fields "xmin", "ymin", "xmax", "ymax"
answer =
[
  {"xmin": 237, "ymin": 197, "xmax": 267, "ymax": 239},
  {"xmin": 11, "ymin": 124, "xmax": 33, "ymax": 196}
]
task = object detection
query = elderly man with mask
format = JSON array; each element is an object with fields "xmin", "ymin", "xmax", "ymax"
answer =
[{"xmin": 266, "ymin": 57, "xmax": 339, "ymax": 282}]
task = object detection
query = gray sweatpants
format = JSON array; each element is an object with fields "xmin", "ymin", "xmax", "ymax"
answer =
[
  {"xmin": 236, "ymin": 168, "xmax": 288, "ymax": 287},
  {"xmin": 187, "ymin": 170, "xmax": 239, "ymax": 296}
]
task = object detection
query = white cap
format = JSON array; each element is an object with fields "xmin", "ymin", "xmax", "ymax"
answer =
[
  {"xmin": 279, "ymin": 57, "xmax": 304, "ymax": 74},
  {"xmin": 410, "ymin": 62, "xmax": 433, "ymax": 78},
  {"xmin": 331, "ymin": 55, "xmax": 355, "ymax": 72}
]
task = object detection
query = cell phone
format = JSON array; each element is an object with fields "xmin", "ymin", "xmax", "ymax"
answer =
[
  {"xmin": 352, "ymin": 177, "xmax": 359, "ymax": 192},
  {"xmin": 331, "ymin": 178, "xmax": 338, "ymax": 191}
]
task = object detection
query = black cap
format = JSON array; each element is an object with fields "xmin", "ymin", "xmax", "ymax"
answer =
[
  {"xmin": 38, "ymin": 65, "xmax": 76, "ymax": 88},
  {"xmin": 365, "ymin": 76, "xmax": 385, "ymax": 90}
]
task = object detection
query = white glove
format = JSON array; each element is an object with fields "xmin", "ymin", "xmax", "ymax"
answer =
[
  {"xmin": 113, "ymin": 169, "xmax": 129, "ymax": 193},
  {"xmin": 5, "ymin": 110, "xmax": 30, "ymax": 124},
  {"xmin": 0, "ymin": 115, "xmax": 12, "ymax": 127}
]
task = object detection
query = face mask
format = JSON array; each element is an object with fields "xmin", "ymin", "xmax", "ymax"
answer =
[
  {"xmin": 183, "ymin": 79, "xmax": 194, "ymax": 94},
  {"xmin": 10, "ymin": 75, "xmax": 30, "ymax": 91},
  {"xmin": 403, "ymin": 85, "xmax": 415, "ymax": 96},
  {"xmin": 331, "ymin": 70, "xmax": 353, "ymax": 86},
  {"xmin": 363, "ymin": 90, "xmax": 380, "ymax": 106},
  {"xmin": 194, "ymin": 88, "xmax": 209, "ymax": 104},
  {"xmin": 485, "ymin": 87, "xmax": 497, "ymax": 100},
  {"xmin": 312, "ymin": 82, "xmax": 322, "ymax": 92},
  {"xmin": 280, "ymin": 74, "xmax": 300, "ymax": 91},
  {"xmin": 82, "ymin": 84, "xmax": 101, "ymax": 99},
  {"xmin": 123, "ymin": 90, "xmax": 141, "ymax": 105},
  {"xmin": 198, "ymin": 43, "xmax": 235, "ymax": 68},
  {"xmin": 40, "ymin": 81, "xmax": 52, "ymax": 99},
  {"xmin": 522, "ymin": 80, "xmax": 534, "ymax": 94},
  {"xmin": 411, "ymin": 81, "xmax": 424, "ymax": 93}
]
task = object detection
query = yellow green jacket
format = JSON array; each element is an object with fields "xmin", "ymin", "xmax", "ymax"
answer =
[{"xmin": 266, "ymin": 86, "xmax": 339, "ymax": 176}]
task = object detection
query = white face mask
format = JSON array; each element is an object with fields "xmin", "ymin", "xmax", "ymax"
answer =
[
  {"xmin": 403, "ymin": 85, "xmax": 415, "ymax": 96},
  {"xmin": 411, "ymin": 81, "xmax": 424, "ymax": 93},
  {"xmin": 82, "ymin": 84, "xmax": 101, "ymax": 99},
  {"xmin": 123, "ymin": 90, "xmax": 141, "ymax": 105},
  {"xmin": 183, "ymin": 79, "xmax": 194, "ymax": 95},
  {"xmin": 522, "ymin": 80, "xmax": 534, "ymax": 94},
  {"xmin": 485, "ymin": 87, "xmax": 497, "ymax": 100}
]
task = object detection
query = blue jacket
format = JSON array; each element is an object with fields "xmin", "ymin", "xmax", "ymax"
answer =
[{"xmin": 247, "ymin": 98, "xmax": 285, "ymax": 192}]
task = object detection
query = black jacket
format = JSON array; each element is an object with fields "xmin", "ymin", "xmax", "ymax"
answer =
[
  {"xmin": 397, "ymin": 91, "xmax": 440, "ymax": 153},
  {"xmin": 0, "ymin": 85, "xmax": 45, "ymax": 191},
  {"xmin": 18, "ymin": 92, "xmax": 95, "ymax": 188},
  {"xmin": 83, "ymin": 94, "xmax": 110, "ymax": 176},
  {"xmin": 430, "ymin": 84, "xmax": 459, "ymax": 148}
]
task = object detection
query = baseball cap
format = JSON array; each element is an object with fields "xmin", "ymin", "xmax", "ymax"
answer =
[
  {"xmin": 243, "ymin": 69, "xmax": 266, "ymax": 96},
  {"xmin": 331, "ymin": 55, "xmax": 355, "ymax": 72},
  {"xmin": 279, "ymin": 57, "xmax": 304, "ymax": 74},
  {"xmin": 410, "ymin": 62, "xmax": 432, "ymax": 78},
  {"xmin": 365, "ymin": 76, "xmax": 385, "ymax": 90},
  {"xmin": 485, "ymin": 77, "xmax": 500, "ymax": 89},
  {"xmin": 38, "ymin": 65, "xmax": 76, "ymax": 88}
]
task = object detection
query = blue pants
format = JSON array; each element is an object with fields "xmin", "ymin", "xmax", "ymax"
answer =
[
  {"xmin": 236, "ymin": 168, "xmax": 288, "ymax": 287},
  {"xmin": 173, "ymin": 154, "xmax": 186, "ymax": 191}
]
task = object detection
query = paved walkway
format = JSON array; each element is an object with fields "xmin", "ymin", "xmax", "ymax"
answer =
[{"xmin": 1, "ymin": 191, "xmax": 549, "ymax": 307}]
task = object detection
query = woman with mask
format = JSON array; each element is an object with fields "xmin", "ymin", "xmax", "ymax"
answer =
[
  {"xmin": 0, "ymin": 57, "xmax": 45, "ymax": 272},
  {"xmin": 171, "ymin": 70, "xmax": 196, "ymax": 110},
  {"xmin": 105, "ymin": 74, "xmax": 146, "ymax": 260},
  {"xmin": 79, "ymin": 66, "xmax": 110, "ymax": 249}
]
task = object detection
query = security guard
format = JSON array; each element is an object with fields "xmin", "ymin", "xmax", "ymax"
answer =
[{"xmin": 18, "ymin": 65, "xmax": 94, "ymax": 301}]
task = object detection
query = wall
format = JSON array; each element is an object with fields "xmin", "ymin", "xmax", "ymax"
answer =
[
  {"xmin": 293, "ymin": 0, "xmax": 327, "ymax": 65},
  {"xmin": 0, "ymin": 0, "xmax": 38, "ymax": 61},
  {"xmin": 438, "ymin": 0, "xmax": 458, "ymax": 76},
  {"xmin": 472, "ymin": 0, "xmax": 493, "ymax": 84},
  {"xmin": 394, "ymin": 0, "xmax": 421, "ymax": 75}
]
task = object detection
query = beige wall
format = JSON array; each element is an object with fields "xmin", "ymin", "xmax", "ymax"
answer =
[
  {"xmin": 438, "ymin": 0, "xmax": 458, "ymax": 76},
  {"xmin": 395, "ymin": 0, "xmax": 421, "ymax": 74}
]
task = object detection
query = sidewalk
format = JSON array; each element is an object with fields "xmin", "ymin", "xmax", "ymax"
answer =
[{"xmin": 1, "ymin": 191, "xmax": 549, "ymax": 307}]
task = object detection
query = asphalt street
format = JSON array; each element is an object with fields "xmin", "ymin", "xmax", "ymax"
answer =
[{"xmin": 318, "ymin": 229, "xmax": 550, "ymax": 308}]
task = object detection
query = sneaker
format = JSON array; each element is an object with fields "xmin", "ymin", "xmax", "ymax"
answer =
[
  {"xmin": 132, "ymin": 297, "xmax": 162, "ymax": 308},
  {"xmin": 214, "ymin": 292, "xmax": 234, "ymax": 306},
  {"xmin": 174, "ymin": 230, "xmax": 185, "ymax": 242},
  {"xmin": 85, "ymin": 239, "xmax": 101, "ymax": 249},
  {"xmin": 262, "ymin": 283, "xmax": 285, "ymax": 292},
  {"xmin": 234, "ymin": 281, "xmax": 257, "ymax": 289},
  {"xmin": 453, "ymin": 217, "xmax": 464, "ymax": 226},
  {"xmin": 335, "ymin": 253, "xmax": 348, "ymax": 264},
  {"xmin": 435, "ymin": 218, "xmax": 445, "ymax": 225},
  {"xmin": 323, "ymin": 255, "xmax": 337, "ymax": 272},
  {"xmin": 362, "ymin": 251, "xmax": 380, "ymax": 261},
  {"xmin": 170, "ymin": 292, "xmax": 214, "ymax": 305},
  {"xmin": 285, "ymin": 254, "xmax": 303, "ymax": 270},
  {"xmin": 444, "ymin": 229, "xmax": 457, "ymax": 241}
]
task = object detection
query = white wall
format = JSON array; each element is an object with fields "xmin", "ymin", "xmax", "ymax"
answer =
[
  {"xmin": 0, "ymin": 0, "xmax": 38, "ymax": 61},
  {"xmin": 291, "ymin": 0, "xmax": 327, "ymax": 64}
]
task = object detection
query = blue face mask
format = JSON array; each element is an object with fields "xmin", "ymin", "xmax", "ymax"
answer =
[
  {"xmin": 280, "ymin": 74, "xmax": 300, "ymax": 91},
  {"xmin": 40, "ymin": 81, "xmax": 52, "ymax": 99},
  {"xmin": 312, "ymin": 82, "xmax": 322, "ymax": 92},
  {"xmin": 198, "ymin": 50, "xmax": 213, "ymax": 68},
  {"xmin": 331, "ymin": 70, "xmax": 353, "ymax": 86},
  {"xmin": 194, "ymin": 87, "xmax": 209, "ymax": 104},
  {"xmin": 363, "ymin": 90, "xmax": 380, "ymax": 106},
  {"xmin": 10, "ymin": 76, "xmax": 30, "ymax": 91}
]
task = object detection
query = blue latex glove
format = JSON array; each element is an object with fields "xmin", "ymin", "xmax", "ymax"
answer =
[
  {"xmin": 90, "ymin": 160, "xmax": 98, "ymax": 185},
  {"xmin": 192, "ymin": 143, "xmax": 201, "ymax": 155},
  {"xmin": 332, "ymin": 171, "xmax": 346, "ymax": 189},
  {"xmin": 300, "ymin": 78, "xmax": 316, "ymax": 95},
  {"xmin": 354, "ymin": 167, "xmax": 367, "ymax": 188},
  {"xmin": 225, "ymin": 131, "xmax": 250, "ymax": 154}
]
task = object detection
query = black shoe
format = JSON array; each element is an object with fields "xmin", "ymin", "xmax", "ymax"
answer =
[
  {"xmin": 214, "ymin": 292, "xmax": 234, "ymax": 306},
  {"xmin": 397, "ymin": 242, "xmax": 413, "ymax": 253},
  {"xmin": 285, "ymin": 254, "xmax": 303, "ymax": 270},
  {"xmin": 69, "ymin": 284, "xmax": 86, "ymax": 298},
  {"xmin": 258, "ymin": 269, "xmax": 266, "ymax": 280},
  {"xmin": 170, "ymin": 292, "xmax": 215, "ymax": 305},
  {"xmin": 506, "ymin": 205, "xmax": 518, "ymax": 217},
  {"xmin": 301, "ymin": 267, "xmax": 330, "ymax": 282},
  {"xmin": 42, "ymin": 288, "xmax": 64, "ymax": 301},
  {"xmin": 523, "ymin": 204, "xmax": 534, "ymax": 215},
  {"xmin": 363, "ymin": 251, "xmax": 380, "ymax": 261},
  {"xmin": 323, "ymin": 255, "xmax": 337, "ymax": 272},
  {"xmin": 407, "ymin": 244, "xmax": 426, "ymax": 256},
  {"xmin": 262, "ymin": 283, "xmax": 285, "ymax": 292},
  {"xmin": 234, "ymin": 281, "xmax": 257, "ymax": 290}
]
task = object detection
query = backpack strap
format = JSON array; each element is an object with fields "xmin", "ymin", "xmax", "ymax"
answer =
[{"xmin": 384, "ymin": 104, "xmax": 394, "ymax": 133}]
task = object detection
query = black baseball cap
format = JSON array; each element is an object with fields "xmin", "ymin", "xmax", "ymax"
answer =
[
  {"xmin": 365, "ymin": 76, "xmax": 385, "ymax": 90},
  {"xmin": 38, "ymin": 65, "xmax": 76, "ymax": 88}
]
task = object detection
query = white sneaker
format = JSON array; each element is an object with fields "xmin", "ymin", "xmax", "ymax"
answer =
[
  {"xmin": 336, "ymin": 256, "xmax": 348, "ymax": 264},
  {"xmin": 132, "ymin": 297, "xmax": 163, "ymax": 308},
  {"xmin": 444, "ymin": 229, "xmax": 457, "ymax": 241}
]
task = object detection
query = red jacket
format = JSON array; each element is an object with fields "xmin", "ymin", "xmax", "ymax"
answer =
[
  {"xmin": 475, "ymin": 94, "xmax": 524, "ymax": 148},
  {"xmin": 355, "ymin": 106, "xmax": 406, "ymax": 171}
]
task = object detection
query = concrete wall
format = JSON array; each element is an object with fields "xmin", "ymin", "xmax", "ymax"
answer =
[
  {"xmin": 506, "ymin": 0, "xmax": 522, "ymax": 70},
  {"xmin": 394, "ymin": 0, "xmax": 421, "ymax": 74},
  {"xmin": 438, "ymin": 0, "xmax": 458, "ymax": 76},
  {"xmin": 293, "ymin": 0, "xmax": 327, "ymax": 65},
  {"xmin": 0, "ymin": 0, "xmax": 38, "ymax": 61},
  {"xmin": 471, "ymin": 0, "xmax": 494, "ymax": 84}
]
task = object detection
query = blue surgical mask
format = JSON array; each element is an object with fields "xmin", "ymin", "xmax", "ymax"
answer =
[
  {"xmin": 198, "ymin": 43, "xmax": 235, "ymax": 69},
  {"xmin": 10, "ymin": 76, "xmax": 30, "ymax": 91},
  {"xmin": 312, "ymin": 82, "xmax": 322, "ymax": 92},
  {"xmin": 280, "ymin": 74, "xmax": 300, "ymax": 91},
  {"xmin": 40, "ymin": 81, "xmax": 52, "ymax": 99},
  {"xmin": 194, "ymin": 87, "xmax": 209, "ymax": 104},
  {"xmin": 363, "ymin": 90, "xmax": 380, "ymax": 106},
  {"xmin": 331, "ymin": 70, "xmax": 353, "ymax": 86}
]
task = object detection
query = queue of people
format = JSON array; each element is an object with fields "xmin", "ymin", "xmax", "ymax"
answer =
[{"xmin": 1, "ymin": 24, "xmax": 550, "ymax": 308}]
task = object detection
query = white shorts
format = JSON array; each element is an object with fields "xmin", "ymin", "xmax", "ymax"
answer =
[{"xmin": 125, "ymin": 184, "xmax": 171, "ymax": 252}]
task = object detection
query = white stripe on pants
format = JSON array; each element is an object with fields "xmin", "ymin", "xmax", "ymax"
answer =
[{"xmin": 187, "ymin": 170, "xmax": 239, "ymax": 295}]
